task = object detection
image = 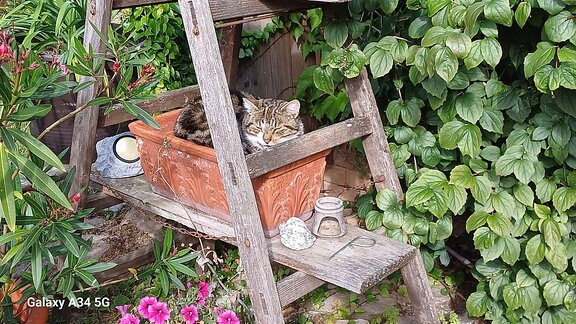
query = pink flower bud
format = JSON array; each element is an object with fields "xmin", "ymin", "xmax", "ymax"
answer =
[
  {"xmin": 0, "ymin": 43, "xmax": 10, "ymax": 58},
  {"xmin": 28, "ymin": 62, "xmax": 40, "ymax": 70},
  {"xmin": 70, "ymin": 193, "xmax": 81, "ymax": 203},
  {"xmin": 59, "ymin": 64, "xmax": 69, "ymax": 75},
  {"xmin": 112, "ymin": 60, "xmax": 121, "ymax": 73}
]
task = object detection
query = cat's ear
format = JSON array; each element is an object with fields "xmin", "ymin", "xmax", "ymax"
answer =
[
  {"xmin": 242, "ymin": 98, "xmax": 259, "ymax": 112},
  {"xmin": 284, "ymin": 100, "xmax": 301, "ymax": 117}
]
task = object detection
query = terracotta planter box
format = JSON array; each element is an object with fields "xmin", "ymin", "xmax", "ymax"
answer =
[{"xmin": 129, "ymin": 109, "xmax": 329, "ymax": 237}]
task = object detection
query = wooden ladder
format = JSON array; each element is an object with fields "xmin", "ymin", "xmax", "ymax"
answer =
[{"xmin": 70, "ymin": 0, "xmax": 439, "ymax": 323}]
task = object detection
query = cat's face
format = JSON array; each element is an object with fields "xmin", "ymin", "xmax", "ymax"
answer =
[{"xmin": 242, "ymin": 98, "xmax": 303, "ymax": 148}]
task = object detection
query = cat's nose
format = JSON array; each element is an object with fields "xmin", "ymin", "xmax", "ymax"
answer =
[{"xmin": 263, "ymin": 134, "xmax": 272, "ymax": 144}]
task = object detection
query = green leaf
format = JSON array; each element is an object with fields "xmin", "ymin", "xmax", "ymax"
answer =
[
  {"xmin": 380, "ymin": 0, "xmax": 399, "ymax": 14},
  {"xmin": 536, "ymin": 178, "xmax": 556, "ymax": 203},
  {"xmin": 471, "ymin": 176, "xmax": 492, "ymax": 204},
  {"xmin": 479, "ymin": 107, "xmax": 504, "ymax": 134},
  {"xmin": 455, "ymin": 92, "xmax": 483, "ymax": 124},
  {"xmin": 552, "ymin": 187, "xmax": 576, "ymax": 212},
  {"xmin": 482, "ymin": 236, "xmax": 505, "ymax": 261},
  {"xmin": 324, "ymin": 22, "xmax": 348, "ymax": 48},
  {"xmin": 515, "ymin": 2, "xmax": 531, "ymax": 28},
  {"xmin": 501, "ymin": 236, "xmax": 520, "ymax": 265},
  {"xmin": 31, "ymin": 244, "xmax": 42, "ymax": 291},
  {"xmin": 467, "ymin": 210, "xmax": 489, "ymax": 232},
  {"xmin": 427, "ymin": 0, "xmax": 451, "ymax": 16},
  {"xmin": 0, "ymin": 143, "xmax": 16, "ymax": 231},
  {"xmin": 513, "ymin": 183, "xmax": 534, "ymax": 206},
  {"xmin": 458, "ymin": 123, "xmax": 482, "ymax": 157},
  {"xmin": 313, "ymin": 66, "xmax": 334, "ymax": 94},
  {"xmin": 524, "ymin": 42, "xmax": 556, "ymax": 78},
  {"xmin": 6, "ymin": 128, "xmax": 65, "ymax": 171},
  {"xmin": 365, "ymin": 210, "xmax": 384, "ymax": 230},
  {"xmin": 491, "ymin": 191, "xmax": 516, "ymax": 218},
  {"xmin": 464, "ymin": 3, "xmax": 485, "ymax": 30},
  {"xmin": 543, "ymin": 279, "xmax": 570, "ymax": 306},
  {"xmin": 121, "ymin": 101, "xmax": 160, "ymax": 129},
  {"xmin": 466, "ymin": 291, "xmax": 490, "ymax": 317},
  {"xmin": 439, "ymin": 120, "xmax": 464, "ymax": 149},
  {"xmin": 8, "ymin": 152, "xmax": 72, "ymax": 210},
  {"xmin": 391, "ymin": 41, "xmax": 408, "ymax": 62},
  {"xmin": 513, "ymin": 158, "xmax": 535, "ymax": 184},
  {"xmin": 446, "ymin": 33, "xmax": 472, "ymax": 58},
  {"xmin": 542, "ymin": 218, "xmax": 561, "ymax": 248},
  {"xmin": 464, "ymin": 40, "xmax": 483, "ymax": 69},
  {"xmin": 484, "ymin": 0, "xmax": 513, "ymax": 26},
  {"xmin": 408, "ymin": 17, "xmax": 432, "ymax": 39},
  {"xmin": 538, "ymin": 0, "xmax": 565, "ymax": 14},
  {"xmin": 481, "ymin": 146, "xmax": 501, "ymax": 161},
  {"xmin": 535, "ymin": 204, "xmax": 552, "ymax": 218},
  {"xmin": 369, "ymin": 48, "xmax": 394, "ymax": 78},
  {"xmin": 375, "ymin": 189, "xmax": 398, "ymax": 210},
  {"xmin": 546, "ymin": 244, "xmax": 568, "ymax": 271},
  {"xmin": 435, "ymin": 47, "xmax": 459, "ymax": 83},
  {"xmin": 545, "ymin": 11, "xmax": 576, "ymax": 43},
  {"xmin": 481, "ymin": 38, "xmax": 503, "ymax": 68},
  {"xmin": 446, "ymin": 184, "xmax": 467, "ymax": 214},
  {"xmin": 83, "ymin": 262, "xmax": 117, "ymax": 273},
  {"xmin": 522, "ymin": 286, "xmax": 543, "ymax": 315},
  {"xmin": 6, "ymin": 104, "xmax": 52, "ymax": 122},
  {"xmin": 559, "ymin": 62, "xmax": 576, "ymax": 89},
  {"xmin": 487, "ymin": 213, "xmax": 512, "ymax": 237},
  {"xmin": 54, "ymin": 226, "xmax": 81, "ymax": 257},
  {"xmin": 450, "ymin": 165, "xmax": 475, "ymax": 188},
  {"xmin": 403, "ymin": 98, "xmax": 424, "ymax": 127},
  {"xmin": 503, "ymin": 284, "xmax": 523, "ymax": 310},
  {"xmin": 474, "ymin": 226, "xmax": 497, "ymax": 249},
  {"xmin": 526, "ymin": 234, "xmax": 546, "ymax": 264}
]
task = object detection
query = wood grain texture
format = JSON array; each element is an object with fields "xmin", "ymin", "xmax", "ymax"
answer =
[
  {"xmin": 344, "ymin": 69, "xmax": 404, "ymax": 200},
  {"xmin": 277, "ymin": 271, "xmax": 325, "ymax": 307},
  {"xmin": 113, "ymin": 0, "xmax": 348, "ymax": 21},
  {"xmin": 94, "ymin": 174, "xmax": 418, "ymax": 294},
  {"xmin": 246, "ymin": 116, "xmax": 373, "ymax": 178},
  {"xmin": 98, "ymin": 85, "xmax": 201, "ymax": 127},
  {"xmin": 69, "ymin": 0, "xmax": 114, "ymax": 205},
  {"xmin": 92, "ymin": 174, "xmax": 237, "ymax": 239},
  {"xmin": 86, "ymin": 191, "xmax": 122, "ymax": 212},
  {"xmin": 179, "ymin": 0, "xmax": 284, "ymax": 322},
  {"xmin": 219, "ymin": 25, "xmax": 242, "ymax": 87},
  {"xmin": 401, "ymin": 253, "xmax": 439, "ymax": 323}
]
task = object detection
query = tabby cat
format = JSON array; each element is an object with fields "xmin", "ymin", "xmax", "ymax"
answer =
[{"xmin": 174, "ymin": 89, "xmax": 304, "ymax": 154}]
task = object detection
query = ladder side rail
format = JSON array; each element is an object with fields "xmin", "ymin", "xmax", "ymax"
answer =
[
  {"xmin": 70, "ymin": 0, "xmax": 114, "ymax": 204},
  {"xmin": 178, "ymin": 0, "xmax": 284, "ymax": 322},
  {"xmin": 344, "ymin": 69, "xmax": 404, "ymax": 200}
]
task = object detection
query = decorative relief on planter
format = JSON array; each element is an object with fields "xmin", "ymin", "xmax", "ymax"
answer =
[{"xmin": 129, "ymin": 109, "xmax": 329, "ymax": 237}]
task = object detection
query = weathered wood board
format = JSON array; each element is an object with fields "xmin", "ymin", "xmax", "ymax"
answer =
[{"xmin": 93, "ymin": 174, "xmax": 417, "ymax": 294}]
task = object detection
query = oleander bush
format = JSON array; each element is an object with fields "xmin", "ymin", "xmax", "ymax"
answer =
[{"xmin": 292, "ymin": 0, "xmax": 576, "ymax": 322}]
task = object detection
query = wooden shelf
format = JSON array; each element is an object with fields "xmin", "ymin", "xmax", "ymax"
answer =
[{"xmin": 92, "ymin": 173, "xmax": 417, "ymax": 294}]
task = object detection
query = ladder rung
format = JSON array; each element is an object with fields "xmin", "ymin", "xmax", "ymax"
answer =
[
  {"xmin": 277, "ymin": 271, "xmax": 324, "ymax": 307},
  {"xmin": 246, "ymin": 116, "xmax": 373, "ymax": 178},
  {"xmin": 98, "ymin": 86, "xmax": 201, "ymax": 127}
]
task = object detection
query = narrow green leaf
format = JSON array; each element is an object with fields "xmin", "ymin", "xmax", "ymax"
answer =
[
  {"xmin": 8, "ymin": 152, "xmax": 72, "ymax": 210},
  {"xmin": 31, "ymin": 244, "xmax": 42, "ymax": 290},
  {"xmin": 54, "ymin": 226, "xmax": 82, "ymax": 257},
  {"xmin": 0, "ymin": 143, "xmax": 16, "ymax": 231},
  {"xmin": 6, "ymin": 128, "xmax": 65, "ymax": 171},
  {"xmin": 6, "ymin": 104, "xmax": 51, "ymax": 122},
  {"xmin": 83, "ymin": 262, "xmax": 117, "ymax": 274},
  {"xmin": 162, "ymin": 228, "xmax": 173, "ymax": 259},
  {"xmin": 121, "ymin": 101, "xmax": 161, "ymax": 129}
]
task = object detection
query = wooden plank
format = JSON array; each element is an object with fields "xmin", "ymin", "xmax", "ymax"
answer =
[
  {"xmin": 344, "ymin": 69, "xmax": 404, "ymax": 200},
  {"xmin": 98, "ymin": 85, "xmax": 201, "ymax": 127},
  {"xmin": 179, "ymin": 0, "xmax": 284, "ymax": 322},
  {"xmin": 268, "ymin": 221, "xmax": 416, "ymax": 293},
  {"xmin": 277, "ymin": 271, "xmax": 325, "ymax": 307},
  {"xmin": 86, "ymin": 190, "xmax": 123, "ymax": 212},
  {"xmin": 219, "ymin": 25, "xmax": 242, "ymax": 88},
  {"xmin": 92, "ymin": 174, "xmax": 237, "ymax": 239},
  {"xmin": 94, "ymin": 174, "xmax": 418, "ymax": 294},
  {"xmin": 113, "ymin": 0, "xmax": 348, "ymax": 21},
  {"xmin": 246, "ymin": 116, "xmax": 373, "ymax": 178},
  {"xmin": 69, "ymin": 0, "xmax": 114, "ymax": 205},
  {"xmin": 401, "ymin": 253, "xmax": 439, "ymax": 324}
]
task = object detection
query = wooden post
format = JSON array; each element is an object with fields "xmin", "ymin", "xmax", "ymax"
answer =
[
  {"xmin": 401, "ymin": 252, "xmax": 439, "ymax": 323},
  {"xmin": 219, "ymin": 25, "xmax": 242, "ymax": 88},
  {"xmin": 344, "ymin": 69, "xmax": 404, "ymax": 200},
  {"xmin": 178, "ymin": 0, "xmax": 284, "ymax": 322},
  {"xmin": 69, "ymin": 0, "xmax": 114, "ymax": 205}
]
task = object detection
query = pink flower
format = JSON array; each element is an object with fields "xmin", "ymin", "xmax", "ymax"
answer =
[
  {"xmin": 119, "ymin": 314, "xmax": 140, "ymax": 324},
  {"xmin": 112, "ymin": 60, "xmax": 121, "ymax": 72},
  {"xmin": 180, "ymin": 305, "xmax": 199, "ymax": 323},
  {"xmin": 116, "ymin": 304, "xmax": 131, "ymax": 316},
  {"xmin": 197, "ymin": 281, "xmax": 210, "ymax": 305},
  {"xmin": 137, "ymin": 296, "xmax": 157, "ymax": 319},
  {"xmin": 217, "ymin": 310, "xmax": 240, "ymax": 324},
  {"xmin": 147, "ymin": 301, "xmax": 171, "ymax": 324},
  {"xmin": 59, "ymin": 63, "xmax": 69, "ymax": 75}
]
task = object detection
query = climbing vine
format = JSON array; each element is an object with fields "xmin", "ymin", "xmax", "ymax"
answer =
[{"xmin": 291, "ymin": 0, "xmax": 576, "ymax": 322}]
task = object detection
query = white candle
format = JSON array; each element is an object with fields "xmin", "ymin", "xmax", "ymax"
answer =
[{"xmin": 114, "ymin": 136, "xmax": 139, "ymax": 162}]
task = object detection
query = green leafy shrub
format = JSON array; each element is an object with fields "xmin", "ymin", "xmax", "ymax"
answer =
[{"xmin": 291, "ymin": 0, "xmax": 576, "ymax": 322}]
